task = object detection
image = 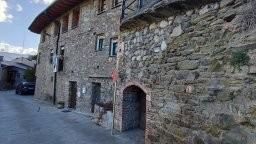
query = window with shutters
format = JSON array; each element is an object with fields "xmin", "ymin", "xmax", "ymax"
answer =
[
  {"xmin": 110, "ymin": 38, "xmax": 118, "ymax": 57},
  {"xmin": 72, "ymin": 9, "xmax": 80, "ymax": 29},
  {"xmin": 98, "ymin": 0, "xmax": 107, "ymax": 13},
  {"xmin": 59, "ymin": 47, "xmax": 65, "ymax": 71},
  {"xmin": 38, "ymin": 52, "xmax": 41, "ymax": 64},
  {"xmin": 41, "ymin": 31, "xmax": 46, "ymax": 43},
  {"xmin": 62, "ymin": 15, "xmax": 69, "ymax": 33},
  {"xmin": 50, "ymin": 49, "xmax": 54, "ymax": 64},
  {"xmin": 96, "ymin": 35, "xmax": 104, "ymax": 51},
  {"xmin": 54, "ymin": 21, "xmax": 60, "ymax": 36},
  {"xmin": 112, "ymin": 0, "xmax": 122, "ymax": 7}
]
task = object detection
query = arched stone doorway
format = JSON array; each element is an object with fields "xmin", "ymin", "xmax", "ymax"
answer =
[{"xmin": 122, "ymin": 85, "xmax": 146, "ymax": 131}]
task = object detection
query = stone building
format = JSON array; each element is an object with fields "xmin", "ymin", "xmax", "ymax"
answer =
[
  {"xmin": 30, "ymin": 0, "xmax": 256, "ymax": 143},
  {"xmin": 0, "ymin": 57, "xmax": 36, "ymax": 90},
  {"xmin": 29, "ymin": 0, "xmax": 122, "ymax": 128},
  {"xmin": 114, "ymin": 0, "xmax": 256, "ymax": 143}
]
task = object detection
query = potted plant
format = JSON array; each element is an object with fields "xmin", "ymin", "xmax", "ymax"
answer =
[{"xmin": 57, "ymin": 101, "xmax": 65, "ymax": 109}]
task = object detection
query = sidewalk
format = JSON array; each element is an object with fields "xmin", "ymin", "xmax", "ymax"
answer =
[{"xmin": 0, "ymin": 91, "xmax": 144, "ymax": 144}]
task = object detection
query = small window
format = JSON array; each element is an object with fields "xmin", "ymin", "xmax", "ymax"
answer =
[
  {"xmin": 54, "ymin": 21, "xmax": 60, "ymax": 36},
  {"xmin": 58, "ymin": 47, "xmax": 65, "ymax": 71},
  {"xmin": 50, "ymin": 49, "xmax": 54, "ymax": 64},
  {"xmin": 98, "ymin": 0, "xmax": 107, "ymax": 13},
  {"xmin": 62, "ymin": 15, "xmax": 69, "ymax": 33},
  {"xmin": 110, "ymin": 38, "xmax": 118, "ymax": 57},
  {"xmin": 16, "ymin": 73, "xmax": 20, "ymax": 78},
  {"xmin": 112, "ymin": 0, "xmax": 122, "ymax": 7},
  {"xmin": 41, "ymin": 31, "xmax": 46, "ymax": 43},
  {"xmin": 96, "ymin": 35, "xmax": 104, "ymax": 51},
  {"xmin": 72, "ymin": 9, "xmax": 80, "ymax": 29},
  {"xmin": 38, "ymin": 52, "xmax": 41, "ymax": 64}
]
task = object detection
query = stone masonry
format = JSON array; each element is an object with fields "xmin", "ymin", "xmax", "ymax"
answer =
[
  {"xmin": 34, "ymin": 0, "xmax": 121, "ymax": 129},
  {"xmin": 115, "ymin": 0, "xmax": 256, "ymax": 143}
]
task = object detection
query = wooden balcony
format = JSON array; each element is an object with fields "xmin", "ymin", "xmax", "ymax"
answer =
[{"xmin": 120, "ymin": 0, "xmax": 220, "ymax": 29}]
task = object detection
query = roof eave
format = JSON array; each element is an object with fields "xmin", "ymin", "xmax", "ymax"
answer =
[{"xmin": 28, "ymin": 0, "xmax": 83, "ymax": 34}]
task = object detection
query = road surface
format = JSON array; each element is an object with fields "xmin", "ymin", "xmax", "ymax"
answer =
[{"xmin": 0, "ymin": 91, "xmax": 143, "ymax": 144}]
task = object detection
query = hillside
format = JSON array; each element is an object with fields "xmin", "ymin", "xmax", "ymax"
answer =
[{"xmin": 0, "ymin": 52, "xmax": 29, "ymax": 61}]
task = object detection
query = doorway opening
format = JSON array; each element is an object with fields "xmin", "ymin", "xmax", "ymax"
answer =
[
  {"xmin": 68, "ymin": 81, "xmax": 77, "ymax": 109},
  {"xmin": 122, "ymin": 85, "xmax": 146, "ymax": 131},
  {"xmin": 91, "ymin": 82, "xmax": 101, "ymax": 113}
]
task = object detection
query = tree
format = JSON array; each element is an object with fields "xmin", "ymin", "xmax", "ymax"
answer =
[
  {"xmin": 24, "ymin": 68, "xmax": 36, "ymax": 82},
  {"xmin": 28, "ymin": 55, "xmax": 37, "ymax": 61}
]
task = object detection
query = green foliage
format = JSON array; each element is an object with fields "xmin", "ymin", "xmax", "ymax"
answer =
[
  {"xmin": 230, "ymin": 51, "xmax": 250, "ymax": 71},
  {"xmin": 240, "ymin": 120, "xmax": 255, "ymax": 129},
  {"xmin": 250, "ymin": 107, "xmax": 256, "ymax": 118},
  {"xmin": 57, "ymin": 101, "xmax": 65, "ymax": 109},
  {"xmin": 24, "ymin": 68, "xmax": 36, "ymax": 82},
  {"xmin": 57, "ymin": 101, "xmax": 65, "ymax": 105},
  {"xmin": 206, "ymin": 125, "xmax": 221, "ymax": 137},
  {"xmin": 210, "ymin": 59, "xmax": 222, "ymax": 72},
  {"xmin": 28, "ymin": 55, "xmax": 37, "ymax": 61}
]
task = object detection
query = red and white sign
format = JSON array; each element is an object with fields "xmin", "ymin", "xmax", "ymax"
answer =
[{"xmin": 111, "ymin": 69, "xmax": 118, "ymax": 82}]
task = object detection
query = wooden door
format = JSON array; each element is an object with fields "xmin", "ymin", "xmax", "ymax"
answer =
[{"xmin": 69, "ymin": 81, "xmax": 77, "ymax": 109}]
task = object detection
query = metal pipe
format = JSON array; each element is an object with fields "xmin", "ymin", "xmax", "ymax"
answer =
[
  {"xmin": 111, "ymin": 30, "xmax": 122, "ymax": 135},
  {"xmin": 111, "ymin": 81, "xmax": 117, "ymax": 135},
  {"xmin": 53, "ymin": 21, "xmax": 61, "ymax": 105}
]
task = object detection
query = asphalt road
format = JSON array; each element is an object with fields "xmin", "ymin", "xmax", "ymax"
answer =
[{"xmin": 0, "ymin": 91, "xmax": 143, "ymax": 144}]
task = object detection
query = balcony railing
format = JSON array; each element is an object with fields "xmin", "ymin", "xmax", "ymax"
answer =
[
  {"xmin": 120, "ymin": 0, "xmax": 219, "ymax": 25},
  {"xmin": 121, "ymin": 0, "xmax": 149, "ymax": 20}
]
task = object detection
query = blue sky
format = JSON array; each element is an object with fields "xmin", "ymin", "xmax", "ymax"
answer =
[{"xmin": 0, "ymin": 0, "xmax": 54, "ymax": 55}]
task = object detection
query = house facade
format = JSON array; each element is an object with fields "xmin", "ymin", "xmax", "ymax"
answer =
[
  {"xmin": 115, "ymin": 0, "xmax": 256, "ymax": 143},
  {"xmin": 0, "ymin": 57, "xmax": 36, "ymax": 90},
  {"xmin": 30, "ymin": 0, "xmax": 256, "ymax": 143},
  {"xmin": 29, "ymin": 0, "xmax": 121, "ymax": 128}
]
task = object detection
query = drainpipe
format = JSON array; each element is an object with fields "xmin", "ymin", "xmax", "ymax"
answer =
[
  {"xmin": 111, "ymin": 22, "xmax": 123, "ymax": 136},
  {"xmin": 53, "ymin": 22, "xmax": 61, "ymax": 105},
  {"xmin": 111, "ymin": 81, "xmax": 117, "ymax": 135}
]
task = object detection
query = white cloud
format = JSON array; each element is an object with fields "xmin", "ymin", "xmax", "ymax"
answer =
[
  {"xmin": 31, "ymin": 0, "xmax": 55, "ymax": 5},
  {"xmin": 16, "ymin": 4, "xmax": 23, "ymax": 12},
  {"xmin": 0, "ymin": 42, "xmax": 37, "ymax": 55},
  {"xmin": 0, "ymin": 0, "xmax": 13, "ymax": 22}
]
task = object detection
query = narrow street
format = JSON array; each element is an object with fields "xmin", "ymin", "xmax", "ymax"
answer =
[{"xmin": 0, "ymin": 91, "xmax": 143, "ymax": 144}]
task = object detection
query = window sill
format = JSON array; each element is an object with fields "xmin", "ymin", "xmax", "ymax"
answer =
[
  {"xmin": 97, "ymin": 10, "xmax": 106, "ymax": 15},
  {"xmin": 109, "ymin": 55, "xmax": 117, "ymax": 57},
  {"xmin": 111, "ymin": 4, "xmax": 121, "ymax": 9},
  {"xmin": 71, "ymin": 25, "xmax": 78, "ymax": 30}
]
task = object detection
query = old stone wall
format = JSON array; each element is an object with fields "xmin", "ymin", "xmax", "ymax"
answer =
[
  {"xmin": 35, "ymin": 28, "xmax": 55, "ymax": 102},
  {"xmin": 35, "ymin": 0, "xmax": 121, "ymax": 128},
  {"xmin": 116, "ymin": 0, "xmax": 256, "ymax": 143}
]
